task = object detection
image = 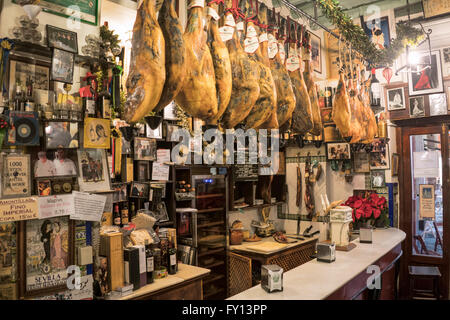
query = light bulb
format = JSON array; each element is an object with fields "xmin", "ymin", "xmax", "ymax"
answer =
[{"xmin": 408, "ymin": 51, "xmax": 421, "ymax": 65}]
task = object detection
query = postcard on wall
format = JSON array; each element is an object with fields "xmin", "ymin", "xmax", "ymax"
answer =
[
  {"xmin": 419, "ymin": 184, "xmax": 435, "ymax": 219},
  {"xmin": 77, "ymin": 149, "xmax": 111, "ymax": 192},
  {"xmin": 152, "ymin": 162, "xmax": 170, "ymax": 181},
  {"xmin": 1, "ymin": 154, "xmax": 31, "ymax": 198},
  {"xmin": 0, "ymin": 197, "xmax": 38, "ymax": 223},
  {"xmin": 38, "ymin": 194, "xmax": 75, "ymax": 219},
  {"xmin": 83, "ymin": 118, "xmax": 111, "ymax": 149},
  {"xmin": 25, "ymin": 216, "xmax": 70, "ymax": 293}
]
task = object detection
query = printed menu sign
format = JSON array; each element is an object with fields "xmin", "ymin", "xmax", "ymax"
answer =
[
  {"xmin": 1, "ymin": 154, "xmax": 31, "ymax": 198},
  {"xmin": 0, "ymin": 197, "xmax": 38, "ymax": 223},
  {"xmin": 38, "ymin": 194, "xmax": 75, "ymax": 219}
]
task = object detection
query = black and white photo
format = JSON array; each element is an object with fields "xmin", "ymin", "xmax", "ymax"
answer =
[
  {"xmin": 409, "ymin": 96, "xmax": 425, "ymax": 117},
  {"xmin": 46, "ymin": 25, "xmax": 78, "ymax": 53},
  {"xmin": 50, "ymin": 48, "xmax": 74, "ymax": 84},
  {"xmin": 371, "ymin": 170, "xmax": 386, "ymax": 188},
  {"xmin": 45, "ymin": 122, "xmax": 78, "ymax": 149},
  {"xmin": 429, "ymin": 93, "xmax": 447, "ymax": 116},
  {"xmin": 134, "ymin": 137, "xmax": 156, "ymax": 161},
  {"xmin": 387, "ymin": 87, "xmax": 406, "ymax": 110}
]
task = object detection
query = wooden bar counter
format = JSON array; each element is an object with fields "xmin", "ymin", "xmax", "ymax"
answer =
[{"xmin": 228, "ymin": 228, "xmax": 405, "ymax": 300}]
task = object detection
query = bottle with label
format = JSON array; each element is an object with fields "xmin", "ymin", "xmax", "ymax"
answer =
[
  {"xmin": 130, "ymin": 202, "xmax": 136, "ymax": 220},
  {"xmin": 145, "ymin": 243, "xmax": 154, "ymax": 284},
  {"xmin": 167, "ymin": 243, "xmax": 177, "ymax": 275},
  {"xmin": 97, "ymin": 80, "xmax": 111, "ymax": 118},
  {"xmin": 24, "ymin": 76, "xmax": 35, "ymax": 112},
  {"xmin": 14, "ymin": 83, "xmax": 23, "ymax": 111},
  {"xmin": 113, "ymin": 203, "xmax": 121, "ymax": 226},
  {"xmin": 83, "ymin": 95, "xmax": 96, "ymax": 118},
  {"xmin": 121, "ymin": 202, "xmax": 129, "ymax": 225},
  {"xmin": 370, "ymin": 68, "xmax": 380, "ymax": 107}
]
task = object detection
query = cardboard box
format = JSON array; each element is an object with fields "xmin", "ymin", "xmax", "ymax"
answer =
[{"xmin": 100, "ymin": 232, "xmax": 124, "ymax": 291}]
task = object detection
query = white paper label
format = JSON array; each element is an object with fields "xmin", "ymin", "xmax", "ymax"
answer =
[
  {"xmin": 188, "ymin": 0, "xmax": 204, "ymax": 9},
  {"xmin": 225, "ymin": 13, "xmax": 235, "ymax": 27},
  {"xmin": 207, "ymin": 7, "xmax": 220, "ymax": 21},
  {"xmin": 170, "ymin": 254, "xmax": 176, "ymax": 266},
  {"xmin": 219, "ymin": 26, "xmax": 234, "ymax": 42},
  {"xmin": 259, "ymin": 33, "xmax": 268, "ymax": 43},
  {"xmin": 286, "ymin": 55, "xmax": 300, "ymax": 72},
  {"xmin": 268, "ymin": 34, "xmax": 278, "ymax": 59},
  {"xmin": 236, "ymin": 21, "xmax": 244, "ymax": 31},
  {"xmin": 146, "ymin": 257, "xmax": 154, "ymax": 272},
  {"xmin": 247, "ymin": 25, "xmax": 257, "ymax": 38},
  {"xmin": 244, "ymin": 37, "xmax": 259, "ymax": 54},
  {"xmin": 278, "ymin": 43, "xmax": 286, "ymax": 63}
]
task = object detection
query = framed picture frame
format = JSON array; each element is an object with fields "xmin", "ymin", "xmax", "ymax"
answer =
[
  {"xmin": 353, "ymin": 152, "xmax": 370, "ymax": 173},
  {"xmin": 419, "ymin": 184, "xmax": 435, "ymax": 219},
  {"xmin": 50, "ymin": 48, "xmax": 74, "ymax": 84},
  {"xmin": 392, "ymin": 153, "xmax": 400, "ymax": 177},
  {"xmin": 46, "ymin": 25, "xmax": 78, "ymax": 54},
  {"xmin": 428, "ymin": 93, "xmax": 447, "ymax": 116},
  {"xmin": 19, "ymin": 217, "xmax": 74, "ymax": 298},
  {"xmin": 83, "ymin": 118, "xmax": 111, "ymax": 149},
  {"xmin": 136, "ymin": 161, "xmax": 150, "ymax": 182},
  {"xmin": 409, "ymin": 96, "xmax": 426, "ymax": 118},
  {"xmin": 33, "ymin": 149, "xmax": 78, "ymax": 178},
  {"xmin": 422, "ymin": 0, "xmax": 450, "ymax": 19},
  {"xmin": 146, "ymin": 123, "xmax": 163, "ymax": 140},
  {"xmin": 130, "ymin": 182, "xmax": 149, "ymax": 199},
  {"xmin": 408, "ymin": 50, "xmax": 444, "ymax": 96},
  {"xmin": 8, "ymin": 58, "xmax": 50, "ymax": 101},
  {"xmin": 13, "ymin": 0, "xmax": 99, "ymax": 26},
  {"xmin": 45, "ymin": 121, "xmax": 79, "ymax": 149},
  {"xmin": 36, "ymin": 179, "xmax": 52, "ymax": 197},
  {"xmin": 77, "ymin": 149, "xmax": 111, "ymax": 192},
  {"xmin": 370, "ymin": 144, "xmax": 390, "ymax": 170},
  {"xmin": 371, "ymin": 170, "xmax": 386, "ymax": 188},
  {"xmin": 0, "ymin": 222, "xmax": 18, "ymax": 300},
  {"xmin": 1, "ymin": 154, "xmax": 31, "ymax": 199},
  {"xmin": 326, "ymin": 142, "xmax": 351, "ymax": 160},
  {"xmin": 309, "ymin": 31, "xmax": 322, "ymax": 74},
  {"xmin": 386, "ymin": 87, "xmax": 406, "ymax": 111},
  {"xmin": 363, "ymin": 16, "xmax": 391, "ymax": 50},
  {"xmin": 165, "ymin": 124, "xmax": 181, "ymax": 142},
  {"xmin": 112, "ymin": 183, "xmax": 128, "ymax": 202},
  {"xmin": 152, "ymin": 201, "xmax": 169, "ymax": 222},
  {"xmin": 134, "ymin": 137, "xmax": 156, "ymax": 161},
  {"xmin": 163, "ymin": 101, "xmax": 179, "ymax": 120},
  {"xmin": 150, "ymin": 182, "xmax": 166, "ymax": 198}
]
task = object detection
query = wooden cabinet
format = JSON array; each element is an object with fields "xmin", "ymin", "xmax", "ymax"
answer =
[{"xmin": 151, "ymin": 279, "xmax": 203, "ymax": 300}]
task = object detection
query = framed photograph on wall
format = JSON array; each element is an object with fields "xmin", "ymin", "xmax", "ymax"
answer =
[
  {"xmin": 136, "ymin": 161, "xmax": 150, "ymax": 182},
  {"xmin": 409, "ymin": 96, "xmax": 426, "ymax": 118},
  {"xmin": 77, "ymin": 149, "xmax": 111, "ymax": 192},
  {"xmin": 1, "ymin": 154, "xmax": 31, "ymax": 199},
  {"xmin": 422, "ymin": 0, "xmax": 450, "ymax": 19},
  {"xmin": 309, "ymin": 32, "xmax": 322, "ymax": 74},
  {"xmin": 408, "ymin": 50, "xmax": 444, "ymax": 96},
  {"xmin": 326, "ymin": 142, "xmax": 351, "ymax": 160},
  {"xmin": 419, "ymin": 184, "xmax": 435, "ymax": 218},
  {"xmin": 33, "ymin": 149, "xmax": 78, "ymax": 178},
  {"xmin": 21, "ymin": 217, "xmax": 73, "ymax": 297},
  {"xmin": 386, "ymin": 87, "xmax": 406, "ymax": 111},
  {"xmin": 163, "ymin": 101, "xmax": 178, "ymax": 120},
  {"xmin": 391, "ymin": 153, "xmax": 399, "ymax": 177},
  {"xmin": 146, "ymin": 123, "xmax": 163, "ymax": 139},
  {"xmin": 36, "ymin": 179, "xmax": 52, "ymax": 196},
  {"xmin": 130, "ymin": 182, "xmax": 149, "ymax": 199},
  {"xmin": 50, "ymin": 48, "xmax": 74, "ymax": 84},
  {"xmin": 428, "ymin": 93, "xmax": 447, "ymax": 116},
  {"xmin": 45, "ymin": 122, "xmax": 78, "ymax": 149},
  {"xmin": 370, "ymin": 145, "xmax": 390, "ymax": 170},
  {"xmin": 371, "ymin": 170, "xmax": 386, "ymax": 188},
  {"xmin": 46, "ymin": 25, "xmax": 78, "ymax": 54},
  {"xmin": 363, "ymin": 16, "xmax": 391, "ymax": 50},
  {"xmin": 353, "ymin": 152, "xmax": 370, "ymax": 173},
  {"xmin": 83, "ymin": 118, "xmax": 111, "ymax": 149},
  {"xmin": 134, "ymin": 137, "xmax": 156, "ymax": 161},
  {"xmin": 8, "ymin": 58, "xmax": 50, "ymax": 100}
]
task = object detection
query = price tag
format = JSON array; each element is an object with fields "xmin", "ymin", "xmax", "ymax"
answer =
[
  {"xmin": 278, "ymin": 43, "xmax": 286, "ymax": 63},
  {"xmin": 219, "ymin": 26, "xmax": 234, "ymax": 42},
  {"xmin": 236, "ymin": 21, "xmax": 244, "ymax": 31},
  {"xmin": 188, "ymin": 0, "xmax": 204, "ymax": 9},
  {"xmin": 244, "ymin": 37, "xmax": 259, "ymax": 54},
  {"xmin": 286, "ymin": 55, "xmax": 300, "ymax": 72},
  {"xmin": 225, "ymin": 14, "xmax": 235, "ymax": 27},
  {"xmin": 247, "ymin": 25, "xmax": 257, "ymax": 38},
  {"xmin": 259, "ymin": 32, "xmax": 268, "ymax": 43},
  {"xmin": 268, "ymin": 34, "xmax": 278, "ymax": 59},
  {"xmin": 207, "ymin": 7, "xmax": 220, "ymax": 21}
]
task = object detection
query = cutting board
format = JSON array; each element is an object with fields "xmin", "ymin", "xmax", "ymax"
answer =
[{"xmin": 244, "ymin": 241, "xmax": 288, "ymax": 253}]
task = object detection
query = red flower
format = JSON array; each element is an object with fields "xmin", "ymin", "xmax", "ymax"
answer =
[
  {"xmin": 354, "ymin": 200, "xmax": 363, "ymax": 209},
  {"xmin": 363, "ymin": 206, "xmax": 373, "ymax": 219},
  {"xmin": 374, "ymin": 209, "xmax": 381, "ymax": 219},
  {"xmin": 370, "ymin": 193, "xmax": 379, "ymax": 201},
  {"xmin": 377, "ymin": 197, "xmax": 386, "ymax": 206},
  {"xmin": 352, "ymin": 209, "xmax": 356, "ymax": 222},
  {"xmin": 355, "ymin": 209, "xmax": 363, "ymax": 220}
]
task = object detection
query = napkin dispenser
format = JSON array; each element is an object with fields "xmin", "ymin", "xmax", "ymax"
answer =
[
  {"xmin": 316, "ymin": 242, "xmax": 336, "ymax": 263},
  {"xmin": 261, "ymin": 265, "xmax": 283, "ymax": 293},
  {"xmin": 360, "ymin": 227, "xmax": 373, "ymax": 244}
]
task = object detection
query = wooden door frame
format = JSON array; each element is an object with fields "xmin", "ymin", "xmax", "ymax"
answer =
[{"xmin": 397, "ymin": 122, "xmax": 450, "ymax": 299}]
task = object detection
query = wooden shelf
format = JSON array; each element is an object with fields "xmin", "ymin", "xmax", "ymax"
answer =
[
  {"xmin": 196, "ymin": 193, "xmax": 224, "ymax": 199},
  {"xmin": 231, "ymin": 202, "xmax": 285, "ymax": 212},
  {"xmin": 159, "ymin": 221, "xmax": 174, "ymax": 227},
  {"xmin": 204, "ymin": 287, "xmax": 226, "ymax": 298},
  {"xmin": 197, "ymin": 221, "xmax": 224, "ymax": 228},
  {"xmin": 198, "ymin": 248, "xmax": 225, "ymax": 257},
  {"xmin": 197, "ymin": 207, "xmax": 225, "ymax": 213},
  {"xmin": 201, "ymin": 260, "xmax": 225, "ymax": 269},
  {"xmin": 203, "ymin": 274, "xmax": 225, "ymax": 285}
]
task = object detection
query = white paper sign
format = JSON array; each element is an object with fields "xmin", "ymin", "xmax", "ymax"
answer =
[
  {"xmin": 152, "ymin": 162, "xmax": 170, "ymax": 181},
  {"xmin": 286, "ymin": 55, "xmax": 300, "ymax": 72},
  {"xmin": 244, "ymin": 37, "xmax": 259, "ymax": 54},
  {"xmin": 236, "ymin": 22, "xmax": 244, "ymax": 31},
  {"xmin": 278, "ymin": 43, "xmax": 286, "ymax": 63},
  {"xmin": 247, "ymin": 25, "xmax": 257, "ymax": 38},
  {"xmin": 259, "ymin": 33, "xmax": 268, "ymax": 43},
  {"xmin": 413, "ymin": 151, "xmax": 440, "ymax": 178},
  {"xmin": 225, "ymin": 14, "xmax": 235, "ymax": 26},
  {"xmin": 207, "ymin": 7, "xmax": 220, "ymax": 21},
  {"xmin": 157, "ymin": 149, "xmax": 171, "ymax": 163},
  {"xmin": 38, "ymin": 194, "xmax": 74, "ymax": 219},
  {"xmin": 219, "ymin": 26, "xmax": 234, "ymax": 42},
  {"xmin": 72, "ymin": 191, "xmax": 107, "ymax": 221}
]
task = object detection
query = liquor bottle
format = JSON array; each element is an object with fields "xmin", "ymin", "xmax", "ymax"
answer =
[
  {"xmin": 121, "ymin": 202, "xmax": 129, "ymax": 225},
  {"xmin": 113, "ymin": 203, "xmax": 121, "ymax": 226},
  {"xmin": 370, "ymin": 68, "xmax": 381, "ymax": 107},
  {"xmin": 145, "ymin": 243, "xmax": 154, "ymax": 284},
  {"xmin": 83, "ymin": 95, "xmax": 96, "ymax": 118},
  {"xmin": 167, "ymin": 243, "xmax": 177, "ymax": 275},
  {"xmin": 24, "ymin": 76, "xmax": 35, "ymax": 112},
  {"xmin": 130, "ymin": 202, "xmax": 136, "ymax": 220},
  {"xmin": 14, "ymin": 83, "xmax": 23, "ymax": 111},
  {"xmin": 97, "ymin": 80, "xmax": 111, "ymax": 118}
]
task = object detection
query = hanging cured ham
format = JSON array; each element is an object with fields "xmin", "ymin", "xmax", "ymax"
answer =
[
  {"xmin": 332, "ymin": 71, "xmax": 352, "ymax": 138},
  {"xmin": 175, "ymin": 0, "xmax": 218, "ymax": 120},
  {"xmin": 220, "ymin": 0, "xmax": 260, "ymax": 129},
  {"xmin": 289, "ymin": 23, "xmax": 313, "ymax": 135},
  {"xmin": 243, "ymin": 1, "xmax": 277, "ymax": 129},
  {"xmin": 347, "ymin": 76, "xmax": 364, "ymax": 144},
  {"xmin": 267, "ymin": 11, "xmax": 296, "ymax": 128},
  {"xmin": 302, "ymin": 32, "xmax": 322, "ymax": 136},
  {"xmin": 154, "ymin": 0, "xmax": 187, "ymax": 112},
  {"xmin": 206, "ymin": 2, "xmax": 233, "ymax": 125},
  {"xmin": 359, "ymin": 67, "xmax": 377, "ymax": 143},
  {"xmin": 124, "ymin": 0, "xmax": 165, "ymax": 123}
]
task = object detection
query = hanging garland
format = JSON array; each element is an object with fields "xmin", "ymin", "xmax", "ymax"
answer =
[{"xmin": 316, "ymin": 0, "xmax": 424, "ymax": 67}]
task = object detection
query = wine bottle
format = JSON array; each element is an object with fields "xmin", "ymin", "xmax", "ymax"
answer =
[
  {"xmin": 24, "ymin": 76, "xmax": 35, "ymax": 112},
  {"xmin": 145, "ymin": 243, "xmax": 154, "ymax": 284},
  {"xmin": 83, "ymin": 95, "xmax": 96, "ymax": 118},
  {"xmin": 97, "ymin": 80, "xmax": 111, "ymax": 118},
  {"xmin": 113, "ymin": 203, "xmax": 121, "ymax": 226},
  {"xmin": 130, "ymin": 202, "xmax": 136, "ymax": 220},
  {"xmin": 370, "ymin": 68, "xmax": 380, "ymax": 107},
  {"xmin": 167, "ymin": 244, "xmax": 177, "ymax": 275},
  {"xmin": 121, "ymin": 202, "xmax": 129, "ymax": 225},
  {"xmin": 14, "ymin": 83, "xmax": 23, "ymax": 111}
]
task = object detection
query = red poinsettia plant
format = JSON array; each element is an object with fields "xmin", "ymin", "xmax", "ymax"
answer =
[{"xmin": 345, "ymin": 192, "xmax": 388, "ymax": 226}]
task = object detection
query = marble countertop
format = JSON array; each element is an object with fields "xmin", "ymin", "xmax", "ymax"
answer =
[
  {"xmin": 229, "ymin": 235, "xmax": 318, "ymax": 256},
  {"xmin": 228, "ymin": 228, "xmax": 406, "ymax": 300},
  {"xmin": 119, "ymin": 264, "xmax": 210, "ymax": 300}
]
